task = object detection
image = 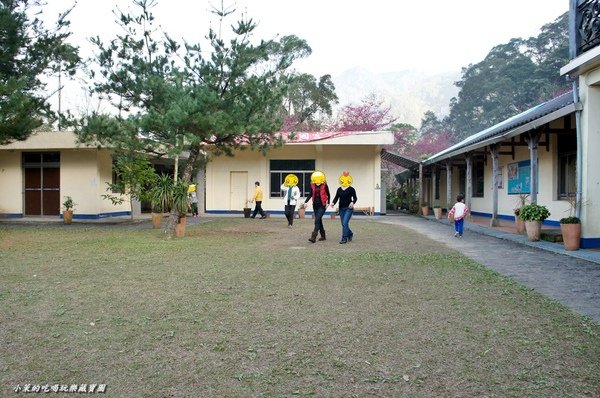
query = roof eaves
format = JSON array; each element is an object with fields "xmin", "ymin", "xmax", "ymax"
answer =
[{"xmin": 423, "ymin": 91, "xmax": 576, "ymax": 166}]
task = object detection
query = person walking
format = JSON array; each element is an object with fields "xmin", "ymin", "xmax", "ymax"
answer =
[
  {"xmin": 330, "ymin": 171, "xmax": 357, "ymax": 244},
  {"xmin": 448, "ymin": 193, "xmax": 469, "ymax": 238},
  {"xmin": 250, "ymin": 181, "xmax": 267, "ymax": 219},
  {"xmin": 302, "ymin": 171, "xmax": 330, "ymax": 243},
  {"xmin": 281, "ymin": 174, "xmax": 301, "ymax": 228},
  {"xmin": 188, "ymin": 184, "xmax": 199, "ymax": 217}
]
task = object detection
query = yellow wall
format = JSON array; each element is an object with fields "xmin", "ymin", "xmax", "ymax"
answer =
[
  {"xmin": 0, "ymin": 151, "xmax": 22, "ymax": 214},
  {"xmin": 579, "ymin": 72, "xmax": 600, "ymax": 238},
  {"xmin": 206, "ymin": 145, "xmax": 383, "ymax": 213},
  {"xmin": 0, "ymin": 148, "xmax": 129, "ymax": 217}
]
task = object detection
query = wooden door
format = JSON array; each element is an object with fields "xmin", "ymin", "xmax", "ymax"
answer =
[
  {"xmin": 23, "ymin": 153, "xmax": 60, "ymax": 216},
  {"xmin": 230, "ymin": 172, "xmax": 248, "ymax": 210}
]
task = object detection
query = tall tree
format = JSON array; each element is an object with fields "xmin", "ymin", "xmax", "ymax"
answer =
[
  {"xmin": 77, "ymin": 0, "xmax": 330, "ymax": 236},
  {"xmin": 280, "ymin": 72, "xmax": 338, "ymax": 131},
  {"xmin": 446, "ymin": 12, "xmax": 569, "ymax": 140},
  {"xmin": 0, "ymin": 0, "xmax": 79, "ymax": 144}
]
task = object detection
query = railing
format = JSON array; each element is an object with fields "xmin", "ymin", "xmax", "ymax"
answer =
[{"xmin": 575, "ymin": 0, "xmax": 600, "ymax": 55}]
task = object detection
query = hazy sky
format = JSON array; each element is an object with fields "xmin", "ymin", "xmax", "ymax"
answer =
[
  {"xmin": 46, "ymin": 0, "xmax": 568, "ymax": 113},
  {"xmin": 55, "ymin": 0, "xmax": 568, "ymax": 76}
]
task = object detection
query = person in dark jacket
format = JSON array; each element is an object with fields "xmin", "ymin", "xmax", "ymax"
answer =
[
  {"xmin": 302, "ymin": 171, "xmax": 330, "ymax": 243},
  {"xmin": 330, "ymin": 171, "xmax": 357, "ymax": 244}
]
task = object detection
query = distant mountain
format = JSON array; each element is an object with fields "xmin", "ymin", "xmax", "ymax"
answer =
[{"xmin": 332, "ymin": 67, "xmax": 461, "ymax": 128}]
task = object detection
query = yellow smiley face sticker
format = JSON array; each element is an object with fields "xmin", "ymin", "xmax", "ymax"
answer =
[
  {"xmin": 310, "ymin": 170, "xmax": 326, "ymax": 184},
  {"xmin": 283, "ymin": 174, "xmax": 299, "ymax": 187},
  {"xmin": 338, "ymin": 171, "xmax": 353, "ymax": 187}
]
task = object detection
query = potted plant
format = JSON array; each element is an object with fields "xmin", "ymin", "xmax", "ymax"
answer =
[
  {"xmin": 433, "ymin": 203, "xmax": 442, "ymax": 219},
  {"xmin": 560, "ymin": 196, "xmax": 582, "ymax": 251},
  {"xmin": 243, "ymin": 200, "xmax": 252, "ymax": 218},
  {"xmin": 518, "ymin": 203, "xmax": 550, "ymax": 241},
  {"xmin": 62, "ymin": 196, "xmax": 76, "ymax": 224},
  {"xmin": 150, "ymin": 174, "xmax": 173, "ymax": 229},
  {"xmin": 421, "ymin": 202, "xmax": 430, "ymax": 216},
  {"xmin": 171, "ymin": 180, "xmax": 190, "ymax": 237},
  {"xmin": 560, "ymin": 216, "xmax": 581, "ymax": 251},
  {"xmin": 513, "ymin": 194, "xmax": 529, "ymax": 234}
]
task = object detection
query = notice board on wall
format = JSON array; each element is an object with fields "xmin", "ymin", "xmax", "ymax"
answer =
[{"xmin": 507, "ymin": 160, "xmax": 537, "ymax": 194}]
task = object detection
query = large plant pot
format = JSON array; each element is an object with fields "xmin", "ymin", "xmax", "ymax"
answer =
[
  {"xmin": 243, "ymin": 207, "xmax": 251, "ymax": 218},
  {"xmin": 560, "ymin": 223, "xmax": 581, "ymax": 251},
  {"xmin": 421, "ymin": 206, "xmax": 430, "ymax": 216},
  {"xmin": 151, "ymin": 212, "xmax": 163, "ymax": 229},
  {"xmin": 175, "ymin": 216, "xmax": 186, "ymax": 238},
  {"xmin": 525, "ymin": 221, "xmax": 541, "ymax": 241},
  {"xmin": 433, "ymin": 207, "xmax": 442, "ymax": 220},
  {"xmin": 63, "ymin": 210, "xmax": 73, "ymax": 224},
  {"xmin": 515, "ymin": 218, "xmax": 526, "ymax": 234}
]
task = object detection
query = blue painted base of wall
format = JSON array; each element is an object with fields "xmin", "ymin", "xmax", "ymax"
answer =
[
  {"xmin": 206, "ymin": 210, "xmax": 381, "ymax": 217},
  {"xmin": 471, "ymin": 211, "xmax": 561, "ymax": 227},
  {"xmin": 67, "ymin": 211, "xmax": 131, "ymax": 220},
  {"xmin": 470, "ymin": 211, "xmax": 600, "ymax": 248},
  {"xmin": 0, "ymin": 213, "xmax": 24, "ymax": 219},
  {"xmin": 581, "ymin": 238, "xmax": 600, "ymax": 249}
]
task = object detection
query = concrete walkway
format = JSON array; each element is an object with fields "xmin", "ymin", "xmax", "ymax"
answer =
[{"xmin": 378, "ymin": 213, "xmax": 600, "ymax": 323}]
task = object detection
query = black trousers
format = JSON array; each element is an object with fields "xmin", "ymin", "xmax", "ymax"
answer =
[
  {"xmin": 252, "ymin": 201, "xmax": 265, "ymax": 217},
  {"xmin": 284, "ymin": 204, "xmax": 296, "ymax": 225}
]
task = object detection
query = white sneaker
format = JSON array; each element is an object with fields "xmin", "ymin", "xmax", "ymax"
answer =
[{"xmin": 454, "ymin": 232, "xmax": 459, "ymax": 237}]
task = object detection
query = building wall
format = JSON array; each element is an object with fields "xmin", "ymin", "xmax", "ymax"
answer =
[
  {"xmin": 206, "ymin": 145, "xmax": 383, "ymax": 214},
  {"xmin": 0, "ymin": 151, "xmax": 22, "ymax": 215},
  {"xmin": 0, "ymin": 147, "xmax": 129, "ymax": 218},
  {"xmin": 580, "ymin": 70, "xmax": 600, "ymax": 240},
  {"xmin": 469, "ymin": 134, "xmax": 574, "ymax": 225},
  {"xmin": 61, "ymin": 149, "xmax": 129, "ymax": 216}
]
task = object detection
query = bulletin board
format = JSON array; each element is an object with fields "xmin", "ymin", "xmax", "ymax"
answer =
[{"xmin": 507, "ymin": 160, "xmax": 537, "ymax": 194}]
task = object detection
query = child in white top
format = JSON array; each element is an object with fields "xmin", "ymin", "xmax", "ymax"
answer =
[{"xmin": 448, "ymin": 193, "xmax": 469, "ymax": 237}]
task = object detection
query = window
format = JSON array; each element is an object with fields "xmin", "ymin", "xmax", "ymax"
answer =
[
  {"xmin": 557, "ymin": 134, "xmax": 577, "ymax": 198},
  {"xmin": 269, "ymin": 159, "xmax": 315, "ymax": 198}
]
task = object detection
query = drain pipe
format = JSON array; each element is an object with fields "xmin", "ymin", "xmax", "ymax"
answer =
[{"xmin": 572, "ymin": 79, "xmax": 583, "ymax": 219}]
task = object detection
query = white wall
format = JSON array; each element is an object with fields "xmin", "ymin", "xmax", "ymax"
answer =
[{"xmin": 206, "ymin": 144, "xmax": 383, "ymax": 213}]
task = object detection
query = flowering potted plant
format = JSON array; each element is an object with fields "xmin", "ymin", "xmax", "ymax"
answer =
[{"xmin": 518, "ymin": 203, "xmax": 550, "ymax": 241}]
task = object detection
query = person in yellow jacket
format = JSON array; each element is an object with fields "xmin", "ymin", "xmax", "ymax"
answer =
[{"xmin": 250, "ymin": 181, "xmax": 267, "ymax": 219}]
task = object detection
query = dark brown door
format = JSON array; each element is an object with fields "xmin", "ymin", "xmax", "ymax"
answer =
[
  {"xmin": 23, "ymin": 153, "xmax": 60, "ymax": 216},
  {"xmin": 42, "ymin": 168, "xmax": 60, "ymax": 215},
  {"xmin": 24, "ymin": 168, "xmax": 42, "ymax": 215}
]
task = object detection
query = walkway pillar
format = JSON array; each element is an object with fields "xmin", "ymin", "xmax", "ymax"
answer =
[
  {"xmin": 419, "ymin": 163, "xmax": 424, "ymax": 214},
  {"xmin": 526, "ymin": 131, "xmax": 541, "ymax": 204},
  {"xmin": 465, "ymin": 153, "xmax": 473, "ymax": 219},
  {"xmin": 490, "ymin": 144, "xmax": 500, "ymax": 227},
  {"xmin": 445, "ymin": 160, "xmax": 452, "ymax": 210}
]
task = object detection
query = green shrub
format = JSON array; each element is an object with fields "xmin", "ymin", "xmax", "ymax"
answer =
[
  {"xmin": 518, "ymin": 203, "xmax": 550, "ymax": 222},
  {"xmin": 560, "ymin": 216, "xmax": 581, "ymax": 224}
]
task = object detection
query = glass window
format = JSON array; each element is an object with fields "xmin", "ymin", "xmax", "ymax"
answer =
[{"xmin": 269, "ymin": 159, "xmax": 315, "ymax": 198}]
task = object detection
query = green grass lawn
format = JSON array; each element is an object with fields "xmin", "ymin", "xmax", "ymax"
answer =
[{"xmin": 1, "ymin": 217, "xmax": 599, "ymax": 397}]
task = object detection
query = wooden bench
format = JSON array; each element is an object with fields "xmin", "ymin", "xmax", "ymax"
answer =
[
  {"xmin": 331, "ymin": 206, "xmax": 374, "ymax": 218},
  {"xmin": 353, "ymin": 206, "xmax": 374, "ymax": 216}
]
